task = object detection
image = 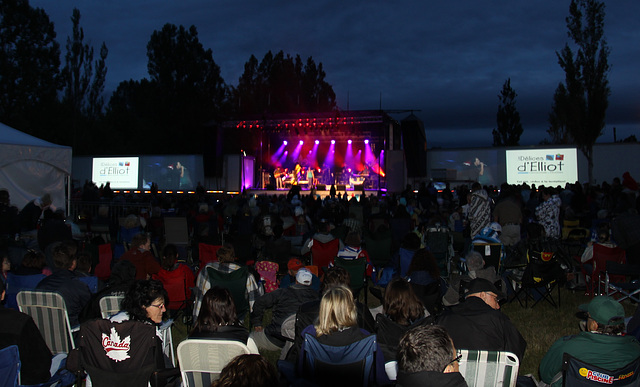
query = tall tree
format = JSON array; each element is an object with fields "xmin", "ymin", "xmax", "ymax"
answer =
[
  {"xmin": 146, "ymin": 24, "xmax": 228, "ymax": 153},
  {"xmin": 0, "ymin": 0, "xmax": 61, "ymax": 137},
  {"xmin": 554, "ymin": 0, "xmax": 610, "ymax": 184},
  {"xmin": 60, "ymin": 8, "xmax": 108, "ymax": 150},
  {"xmin": 547, "ymin": 83, "xmax": 571, "ymax": 144},
  {"xmin": 233, "ymin": 50, "xmax": 336, "ymax": 116},
  {"xmin": 492, "ymin": 78, "xmax": 523, "ymax": 146}
]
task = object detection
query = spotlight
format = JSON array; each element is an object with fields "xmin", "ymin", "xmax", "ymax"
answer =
[
  {"xmin": 315, "ymin": 140, "xmax": 320, "ymax": 145},
  {"xmin": 283, "ymin": 140, "xmax": 288, "ymax": 145},
  {"xmin": 331, "ymin": 140, "xmax": 336, "ymax": 145},
  {"xmin": 299, "ymin": 140, "xmax": 304, "ymax": 145},
  {"xmin": 364, "ymin": 139, "xmax": 369, "ymax": 144},
  {"xmin": 348, "ymin": 139, "xmax": 352, "ymax": 144}
]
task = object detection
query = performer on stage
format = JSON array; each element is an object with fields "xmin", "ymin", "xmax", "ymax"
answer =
[
  {"xmin": 293, "ymin": 163, "xmax": 302, "ymax": 185},
  {"xmin": 274, "ymin": 166, "xmax": 284, "ymax": 189},
  {"xmin": 306, "ymin": 167, "xmax": 315, "ymax": 189}
]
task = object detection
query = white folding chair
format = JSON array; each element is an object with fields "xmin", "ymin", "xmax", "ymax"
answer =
[
  {"xmin": 457, "ymin": 349, "xmax": 519, "ymax": 387},
  {"xmin": 17, "ymin": 290, "xmax": 76, "ymax": 354},
  {"xmin": 98, "ymin": 294, "xmax": 125, "ymax": 319},
  {"xmin": 177, "ymin": 339, "xmax": 251, "ymax": 387}
]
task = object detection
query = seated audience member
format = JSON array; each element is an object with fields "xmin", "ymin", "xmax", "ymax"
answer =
[
  {"xmin": 82, "ymin": 260, "xmax": 136, "ymax": 320},
  {"xmin": 193, "ymin": 243, "xmax": 263, "ymax": 319},
  {"xmin": 1, "ymin": 253, "xmax": 9, "ymax": 285},
  {"xmin": 36, "ymin": 243, "xmax": 91, "ymax": 327},
  {"xmin": 120, "ymin": 233, "xmax": 161, "ymax": 280},
  {"xmin": 286, "ymin": 266, "xmax": 376, "ymax": 362},
  {"xmin": 250, "ymin": 268, "xmax": 318, "ymax": 352},
  {"xmin": 335, "ymin": 231, "xmax": 374, "ymax": 279},
  {"xmin": 152, "ymin": 244, "xmax": 195, "ymax": 312},
  {"xmin": 376, "ymin": 277, "xmax": 431, "ymax": 363},
  {"xmin": 300, "ymin": 219, "xmax": 344, "ymax": 256},
  {"xmin": 406, "ymin": 248, "xmax": 445, "ymax": 314},
  {"xmin": 298, "ymin": 285, "xmax": 389, "ymax": 386},
  {"xmin": 37, "ymin": 209, "xmax": 72, "ymax": 251},
  {"xmin": 581, "ymin": 229, "xmax": 617, "ymax": 277},
  {"xmin": 212, "ymin": 354, "xmax": 279, "ymax": 387},
  {"xmin": 74, "ymin": 251, "xmax": 103, "ymax": 293},
  {"xmin": 0, "ymin": 280, "xmax": 53, "ymax": 385},
  {"xmin": 443, "ymin": 250, "xmax": 503, "ymax": 306},
  {"xmin": 111, "ymin": 279, "xmax": 168, "ymax": 326},
  {"xmin": 279, "ymin": 258, "xmax": 320, "ymax": 291},
  {"xmin": 539, "ymin": 296, "xmax": 640, "ymax": 386},
  {"xmin": 437, "ymin": 278, "xmax": 526, "ymax": 361},
  {"xmin": 396, "ymin": 324, "xmax": 468, "ymax": 387},
  {"xmin": 190, "ymin": 287, "xmax": 259, "ymax": 353},
  {"xmin": 12, "ymin": 249, "xmax": 52, "ymax": 276}
]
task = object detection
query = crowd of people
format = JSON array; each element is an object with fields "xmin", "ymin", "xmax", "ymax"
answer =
[{"xmin": 1, "ymin": 172, "xmax": 640, "ymax": 386}]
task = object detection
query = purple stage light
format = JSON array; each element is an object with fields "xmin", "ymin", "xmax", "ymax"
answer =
[
  {"xmin": 315, "ymin": 140, "xmax": 320, "ymax": 145},
  {"xmin": 283, "ymin": 140, "xmax": 288, "ymax": 145},
  {"xmin": 331, "ymin": 140, "xmax": 336, "ymax": 144},
  {"xmin": 299, "ymin": 140, "xmax": 304, "ymax": 145},
  {"xmin": 348, "ymin": 139, "xmax": 352, "ymax": 144},
  {"xmin": 364, "ymin": 139, "xmax": 369, "ymax": 144}
]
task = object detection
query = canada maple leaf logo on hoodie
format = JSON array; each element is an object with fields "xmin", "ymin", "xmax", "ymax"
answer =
[{"xmin": 102, "ymin": 327, "xmax": 131, "ymax": 362}]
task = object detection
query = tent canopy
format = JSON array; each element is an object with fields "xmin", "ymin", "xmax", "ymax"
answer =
[{"xmin": 0, "ymin": 122, "xmax": 72, "ymax": 211}]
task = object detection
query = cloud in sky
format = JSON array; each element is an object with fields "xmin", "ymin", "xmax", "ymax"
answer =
[{"xmin": 29, "ymin": 0, "xmax": 640, "ymax": 147}]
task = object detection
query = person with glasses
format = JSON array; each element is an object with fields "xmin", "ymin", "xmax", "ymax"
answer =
[
  {"xmin": 396, "ymin": 324, "xmax": 468, "ymax": 386},
  {"xmin": 111, "ymin": 279, "xmax": 168, "ymax": 325},
  {"xmin": 437, "ymin": 278, "xmax": 526, "ymax": 362}
]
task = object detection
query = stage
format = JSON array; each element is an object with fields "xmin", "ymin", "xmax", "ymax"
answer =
[{"xmin": 245, "ymin": 187, "xmax": 383, "ymax": 200}]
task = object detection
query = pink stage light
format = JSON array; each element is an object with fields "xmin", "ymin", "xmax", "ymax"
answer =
[
  {"xmin": 364, "ymin": 139, "xmax": 369, "ymax": 144},
  {"xmin": 331, "ymin": 140, "xmax": 336, "ymax": 144},
  {"xmin": 315, "ymin": 140, "xmax": 320, "ymax": 145},
  {"xmin": 283, "ymin": 140, "xmax": 288, "ymax": 145},
  {"xmin": 299, "ymin": 140, "xmax": 304, "ymax": 145},
  {"xmin": 348, "ymin": 139, "xmax": 352, "ymax": 144}
]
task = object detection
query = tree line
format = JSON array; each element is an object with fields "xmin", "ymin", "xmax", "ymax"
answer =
[{"xmin": 0, "ymin": 0, "xmax": 617, "ymax": 182}]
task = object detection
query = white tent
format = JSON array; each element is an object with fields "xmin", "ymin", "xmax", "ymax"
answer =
[{"xmin": 0, "ymin": 122, "xmax": 72, "ymax": 212}]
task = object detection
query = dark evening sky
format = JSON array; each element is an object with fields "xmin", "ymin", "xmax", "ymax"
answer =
[{"xmin": 29, "ymin": 0, "xmax": 640, "ymax": 148}]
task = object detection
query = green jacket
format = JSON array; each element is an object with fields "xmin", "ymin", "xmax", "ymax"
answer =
[{"xmin": 539, "ymin": 331, "xmax": 640, "ymax": 386}]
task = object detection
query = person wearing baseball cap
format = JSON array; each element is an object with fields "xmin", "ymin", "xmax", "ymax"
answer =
[
  {"xmin": 539, "ymin": 296, "xmax": 640, "ymax": 386},
  {"xmin": 279, "ymin": 258, "xmax": 320, "ymax": 291},
  {"xmin": 437, "ymin": 278, "xmax": 527, "ymax": 362}
]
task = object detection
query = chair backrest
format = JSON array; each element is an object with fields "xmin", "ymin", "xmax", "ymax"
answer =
[
  {"xmin": 154, "ymin": 270, "xmax": 189, "ymax": 310},
  {"xmin": 300, "ymin": 332, "xmax": 378, "ymax": 387},
  {"xmin": 363, "ymin": 229, "xmax": 392, "ymax": 268},
  {"xmin": 398, "ymin": 248, "xmax": 415, "ymax": 278},
  {"xmin": 255, "ymin": 261, "xmax": 279, "ymax": 293},
  {"xmin": 0, "ymin": 345, "xmax": 20, "ymax": 387},
  {"xmin": 94, "ymin": 243, "xmax": 113, "ymax": 281},
  {"xmin": 457, "ymin": 349, "xmax": 519, "ymax": 387},
  {"xmin": 311, "ymin": 238, "xmax": 340, "ymax": 268},
  {"xmin": 17, "ymin": 290, "xmax": 75, "ymax": 354},
  {"xmin": 334, "ymin": 256, "xmax": 367, "ymax": 293},
  {"xmin": 198, "ymin": 244, "xmax": 221, "ymax": 270},
  {"xmin": 562, "ymin": 353, "xmax": 640, "ymax": 386},
  {"xmin": 207, "ymin": 266, "xmax": 249, "ymax": 320},
  {"xmin": 99, "ymin": 294, "xmax": 125, "ymax": 319},
  {"xmin": 177, "ymin": 339, "xmax": 251, "ymax": 387},
  {"xmin": 77, "ymin": 276, "xmax": 99, "ymax": 293},
  {"xmin": 473, "ymin": 243, "xmax": 503, "ymax": 273},
  {"xmin": 71, "ymin": 319, "xmax": 163, "ymax": 387},
  {"xmin": 164, "ymin": 217, "xmax": 189, "ymax": 246},
  {"xmin": 5, "ymin": 272, "xmax": 46, "ymax": 310},
  {"xmin": 593, "ymin": 245, "xmax": 626, "ymax": 276}
]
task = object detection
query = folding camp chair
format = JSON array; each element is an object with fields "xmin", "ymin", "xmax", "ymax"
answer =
[
  {"xmin": 94, "ymin": 243, "xmax": 113, "ymax": 281},
  {"xmin": 511, "ymin": 249, "xmax": 563, "ymax": 308},
  {"xmin": 562, "ymin": 353, "xmax": 640, "ymax": 386},
  {"xmin": 17, "ymin": 290, "xmax": 76, "ymax": 355},
  {"xmin": 0, "ymin": 344, "xmax": 70, "ymax": 387},
  {"xmin": 472, "ymin": 243, "xmax": 504, "ymax": 274},
  {"xmin": 584, "ymin": 245, "xmax": 626, "ymax": 297},
  {"xmin": 457, "ymin": 349, "xmax": 519, "ymax": 387},
  {"xmin": 207, "ymin": 266, "xmax": 250, "ymax": 320},
  {"xmin": 255, "ymin": 260, "xmax": 279, "ymax": 293},
  {"xmin": 425, "ymin": 227, "xmax": 454, "ymax": 276},
  {"xmin": 310, "ymin": 238, "xmax": 340, "ymax": 269},
  {"xmin": 603, "ymin": 261, "xmax": 640, "ymax": 303},
  {"xmin": 298, "ymin": 332, "xmax": 378, "ymax": 387},
  {"xmin": 335, "ymin": 256, "xmax": 368, "ymax": 304},
  {"xmin": 5, "ymin": 272, "xmax": 45, "ymax": 310},
  {"xmin": 176, "ymin": 339, "xmax": 251, "ymax": 387},
  {"xmin": 99, "ymin": 294, "xmax": 125, "ymax": 319},
  {"xmin": 363, "ymin": 228, "xmax": 393, "ymax": 269},
  {"xmin": 77, "ymin": 276, "xmax": 99, "ymax": 293}
]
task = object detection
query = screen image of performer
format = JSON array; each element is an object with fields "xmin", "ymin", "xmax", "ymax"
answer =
[{"xmin": 176, "ymin": 161, "xmax": 193, "ymax": 189}]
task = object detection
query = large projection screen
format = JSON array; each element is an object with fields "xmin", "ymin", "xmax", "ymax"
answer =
[
  {"xmin": 506, "ymin": 148, "xmax": 578, "ymax": 186},
  {"xmin": 92, "ymin": 157, "xmax": 139, "ymax": 189}
]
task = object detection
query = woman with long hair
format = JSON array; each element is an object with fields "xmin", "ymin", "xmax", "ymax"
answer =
[
  {"xmin": 406, "ymin": 248, "xmax": 445, "ymax": 315},
  {"xmin": 190, "ymin": 287, "xmax": 259, "ymax": 353},
  {"xmin": 152, "ymin": 244, "xmax": 195, "ymax": 312}
]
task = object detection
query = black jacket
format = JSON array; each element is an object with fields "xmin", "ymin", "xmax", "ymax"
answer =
[
  {"xmin": 250, "ymin": 284, "xmax": 319, "ymax": 346},
  {"xmin": 190, "ymin": 324, "xmax": 251, "ymax": 345},
  {"xmin": 376, "ymin": 313, "xmax": 433, "ymax": 362},
  {"xmin": 36, "ymin": 269, "xmax": 92, "ymax": 326},
  {"xmin": 0, "ymin": 304, "xmax": 52, "ymax": 385},
  {"xmin": 397, "ymin": 370, "xmax": 468, "ymax": 387},
  {"xmin": 436, "ymin": 297, "xmax": 526, "ymax": 361}
]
